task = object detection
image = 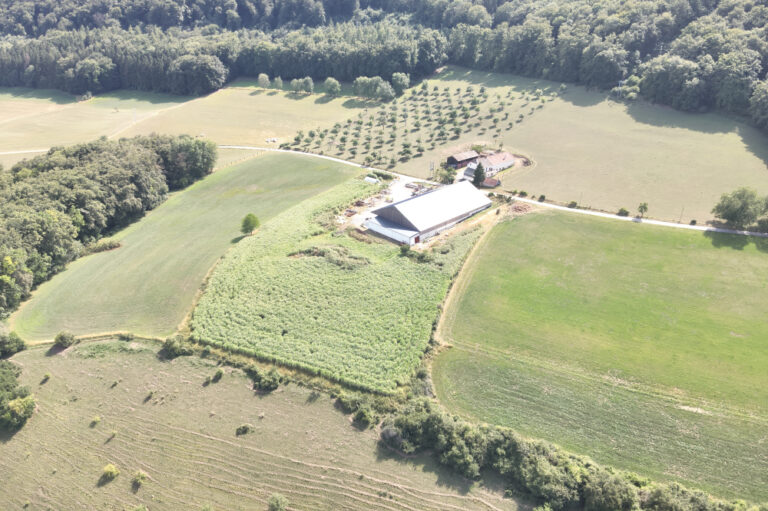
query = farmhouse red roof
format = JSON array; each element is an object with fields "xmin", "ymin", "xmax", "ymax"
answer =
[{"xmin": 481, "ymin": 152, "xmax": 514, "ymax": 167}]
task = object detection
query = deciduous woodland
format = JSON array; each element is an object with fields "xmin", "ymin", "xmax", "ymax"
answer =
[
  {"xmin": 0, "ymin": 135, "xmax": 216, "ymax": 317},
  {"xmin": 0, "ymin": 0, "xmax": 767, "ymax": 128}
]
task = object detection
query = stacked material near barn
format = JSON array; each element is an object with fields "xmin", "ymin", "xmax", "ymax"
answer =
[{"xmin": 364, "ymin": 181, "xmax": 491, "ymax": 245}]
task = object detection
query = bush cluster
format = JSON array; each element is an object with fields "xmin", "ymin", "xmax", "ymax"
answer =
[
  {"xmin": 381, "ymin": 400, "xmax": 765, "ymax": 511},
  {"xmin": 0, "ymin": 329, "xmax": 25, "ymax": 358},
  {"xmin": 0, "ymin": 361, "xmax": 35, "ymax": 431},
  {"xmin": 54, "ymin": 331, "xmax": 76, "ymax": 349},
  {"xmin": 161, "ymin": 335, "xmax": 194, "ymax": 359},
  {"xmin": 245, "ymin": 366, "xmax": 282, "ymax": 392}
]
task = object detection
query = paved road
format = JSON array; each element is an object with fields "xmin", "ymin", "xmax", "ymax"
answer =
[{"xmin": 220, "ymin": 145, "xmax": 768, "ymax": 239}]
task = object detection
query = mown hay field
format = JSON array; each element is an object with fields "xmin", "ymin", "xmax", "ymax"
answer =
[
  {"xmin": 432, "ymin": 210, "xmax": 768, "ymax": 500},
  {"xmin": 191, "ymin": 180, "xmax": 483, "ymax": 393},
  {"xmin": 0, "ymin": 79, "xmax": 372, "ymax": 168},
  {"xmin": 430, "ymin": 67, "xmax": 768, "ymax": 223},
  {"xmin": 0, "ymin": 89, "xmax": 184, "ymax": 157},
  {"xmin": 0, "ymin": 339, "xmax": 519, "ymax": 511},
  {"xmin": 11, "ymin": 153, "xmax": 356, "ymax": 341}
]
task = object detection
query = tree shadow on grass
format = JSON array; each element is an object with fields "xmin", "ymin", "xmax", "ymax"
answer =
[
  {"xmin": 703, "ymin": 230, "xmax": 768, "ymax": 252},
  {"xmin": 0, "ymin": 426, "xmax": 21, "ymax": 444},
  {"xmin": 374, "ymin": 442, "xmax": 474, "ymax": 495},
  {"xmin": 45, "ymin": 345, "xmax": 66, "ymax": 357},
  {"xmin": 342, "ymin": 97, "xmax": 380, "ymax": 110},
  {"xmin": 624, "ymin": 102, "xmax": 768, "ymax": 169},
  {"xmin": 230, "ymin": 235, "xmax": 246, "ymax": 244},
  {"xmin": 314, "ymin": 95, "xmax": 335, "ymax": 105}
]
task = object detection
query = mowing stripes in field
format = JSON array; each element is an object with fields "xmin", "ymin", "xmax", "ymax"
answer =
[{"xmin": 432, "ymin": 210, "xmax": 768, "ymax": 500}]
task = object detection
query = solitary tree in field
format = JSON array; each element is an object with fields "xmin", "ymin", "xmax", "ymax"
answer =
[
  {"xmin": 638, "ymin": 202, "xmax": 648, "ymax": 218},
  {"xmin": 473, "ymin": 162, "xmax": 486, "ymax": 187},
  {"xmin": 324, "ymin": 77, "xmax": 341, "ymax": 96},
  {"xmin": 257, "ymin": 73, "xmax": 270, "ymax": 88},
  {"xmin": 241, "ymin": 213, "xmax": 260, "ymax": 235},
  {"xmin": 711, "ymin": 187, "xmax": 766, "ymax": 228}
]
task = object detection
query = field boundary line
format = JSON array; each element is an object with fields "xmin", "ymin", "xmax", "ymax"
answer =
[{"xmin": 219, "ymin": 146, "xmax": 768, "ymax": 238}]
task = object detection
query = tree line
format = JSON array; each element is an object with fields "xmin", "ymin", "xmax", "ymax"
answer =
[
  {"xmin": 0, "ymin": 22, "xmax": 446, "ymax": 95},
  {"xmin": 1, "ymin": 5, "xmax": 767, "ymax": 129},
  {"xmin": 381, "ymin": 399, "xmax": 768, "ymax": 511},
  {"xmin": 0, "ymin": 135, "xmax": 217, "ymax": 318}
]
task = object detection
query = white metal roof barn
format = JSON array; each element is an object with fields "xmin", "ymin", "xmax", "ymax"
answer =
[{"xmin": 364, "ymin": 181, "xmax": 491, "ymax": 245}]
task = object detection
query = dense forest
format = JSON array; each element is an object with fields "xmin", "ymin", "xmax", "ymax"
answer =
[
  {"xmin": 0, "ymin": 0, "xmax": 767, "ymax": 128},
  {"xmin": 0, "ymin": 135, "xmax": 217, "ymax": 318}
]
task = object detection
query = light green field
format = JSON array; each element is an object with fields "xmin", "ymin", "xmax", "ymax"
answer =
[
  {"xmin": 192, "ymin": 179, "xmax": 483, "ymax": 393},
  {"xmin": 432, "ymin": 211, "xmax": 768, "ymax": 500},
  {"xmin": 0, "ymin": 339, "xmax": 520, "ymax": 511},
  {"xmin": 11, "ymin": 153, "xmax": 356, "ymax": 341}
]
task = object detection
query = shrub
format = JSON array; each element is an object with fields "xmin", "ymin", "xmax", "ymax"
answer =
[
  {"xmin": 236, "ymin": 423, "xmax": 254, "ymax": 436},
  {"xmin": 538, "ymin": 194, "xmax": 546, "ymax": 202},
  {"xmin": 268, "ymin": 493, "xmax": 289, "ymax": 511},
  {"xmin": 690, "ymin": 219, "xmax": 697, "ymax": 225},
  {"xmin": 132, "ymin": 470, "xmax": 147, "ymax": 489},
  {"xmin": 399, "ymin": 245, "xmax": 411, "ymax": 256},
  {"xmin": 211, "ymin": 368, "xmax": 224, "ymax": 383},
  {"xmin": 85, "ymin": 239, "xmax": 121, "ymax": 254},
  {"xmin": 617, "ymin": 208, "xmax": 630, "ymax": 217},
  {"xmin": 117, "ymin": 333, "xmax": 135, "ymax": 342},
  {"xmin": 54, "ymin": 331, "xmax": 76, "ymax": 348},
  {"xmin": 99, "ymin": 464, "xmax": 120, "ymax": 484},
  {"xmin": 353, "ymin": 405, "xmax": 377, "ymax": 427},
  {"xmin": 161, "ymin": 335, "xmax": 193, "ymax": 359},
  {"xmin": 90, "ymin": 416, "xmax": 101, "ymax": 427},
  {"xmin": 518, "ymin": 191, "xmax": 528, "ymax": 197},
  {"xmin": 567, "ymin": 201, "xmax": 578, "ymax": 208},
  {"xmin": 0, "ymin": 395, "xmax": 36, "ymax": 430},
  {"xmin": 256, "ymin": 368, "xmax": 281, "ymax": 392},
  {"xmin": 0, "ymin": 330, "xmax": 25, "ymax": 358}
]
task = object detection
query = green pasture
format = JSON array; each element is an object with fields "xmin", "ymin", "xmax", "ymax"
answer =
[
  {"xmin": 191, "ymin": 179, "xmax": 483, "ymax": 393},
  {"xmin": 11, "ymin": 153, "xmax": 356, "ymax": 341},
  {"xmin": 432, "ymin": 210, "xmax": 768, "ymax": 499},
  {"xmin": 0, "ymin": 339, "xmax": 519, "ymax": 511}
]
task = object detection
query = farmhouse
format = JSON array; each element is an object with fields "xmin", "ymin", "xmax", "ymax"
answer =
[
  {"xmin": 364, "ymin": 181, "xmax": 491, "ymax": 245},
  {"xmin": 447, "ymin": 150, "xmax": 479, "ymax": 169},
  {"xmin": 462, "ymin": 152, "xmax": 515, "ymax": 181}
]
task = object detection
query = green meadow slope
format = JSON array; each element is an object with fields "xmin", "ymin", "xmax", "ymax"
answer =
[
  {"xmin": 433, "ymin": 211, "xmax": 768, "ymax": 500},
  {"xmin": 11, "ymin": 153, "xmax": 356, "ymax": 341}
]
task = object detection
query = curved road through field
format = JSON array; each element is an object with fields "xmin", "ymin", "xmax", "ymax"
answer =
[{"xmin": 220, "ymin": 145, "xmax": 768, "ymax": 239}]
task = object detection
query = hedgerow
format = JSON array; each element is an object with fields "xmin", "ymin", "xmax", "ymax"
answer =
[
  {"xmin": 381, "ymin": 399, "xmax": 767, "ymax": 511},
  {"xmin": 191, "ymin": 180, "xmax": 482, "ymax": 393}
]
